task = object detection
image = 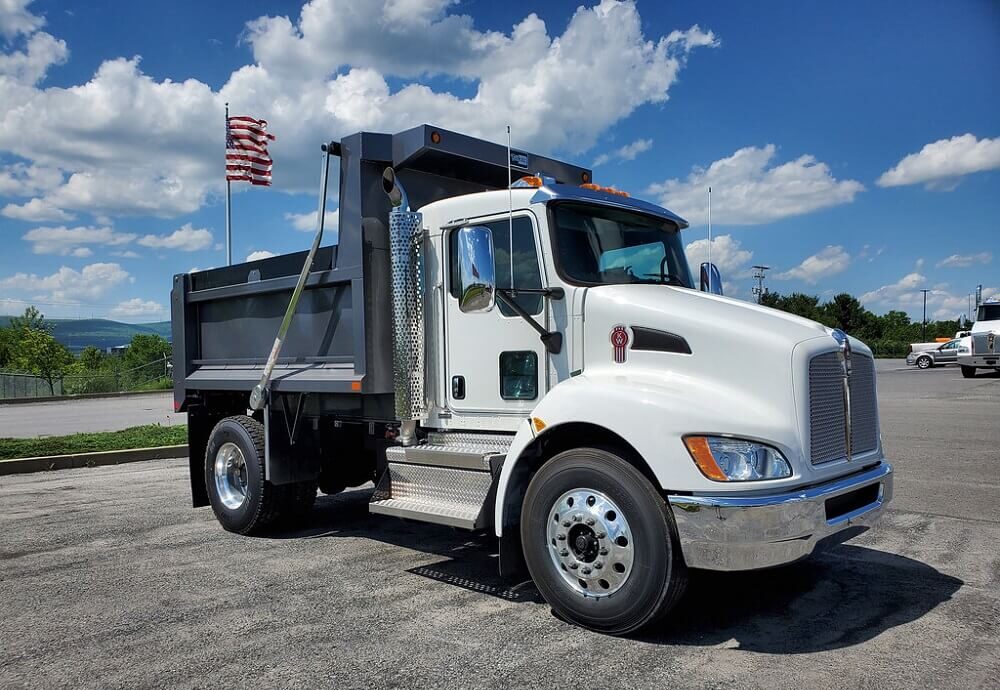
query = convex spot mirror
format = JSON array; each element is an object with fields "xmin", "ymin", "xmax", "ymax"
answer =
[
  {"xmin": 700, "ymin": 262, "xmax": 724, "ymax": 296},
  {"xmin": 457, "ymin": 226, "xmax": 496, "ymax": 313}
]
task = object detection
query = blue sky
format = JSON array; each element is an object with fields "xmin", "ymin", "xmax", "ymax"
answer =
[{"xmin": 0, "ymin": 0, "xmax": 997, "ymax": 322}]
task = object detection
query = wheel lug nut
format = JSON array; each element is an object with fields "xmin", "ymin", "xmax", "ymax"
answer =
[
  {"xmin": 585, "ymin": 518, "xmax": 595, "ymax": 526},
  {"xmin": 560, "ymin": 549, "xmax": 569, "ymax": 557},
  {"xmin": 581, "ymin": 567, "xmax": 592, "ymax": 575},
  {"xmin": 562, "ymin": 520, "xmax": 571, "ymax": 527},
  {"xmin": 599, "ymin": 548, "xmax": 608, "ymax": 556},
  {"xmin": 573, "ymin": 513, "xmax": 582, "ymax": 522},
  {"xmin": 556, "ymin": 533, "xmax": 566, "ymax": 541},
  {"xmin": 596, "ymin": 532, "xmax": 606, "ymax": 539},
  {"xmin": 594, "ymin": 562, "xmax": 603, "ymax": 570},
  {"xmin": 569, "ymin": 563, "xmax": 579, "ymax": 570}
]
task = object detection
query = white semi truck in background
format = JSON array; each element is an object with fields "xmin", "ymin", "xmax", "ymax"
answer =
[
  {"xmin": 172, "ymin": 125, "xmax": 893, "ymax": 635},
  {"xmin": 958, "ymin": 301, "xmax": 1000, "ymax": 378}
]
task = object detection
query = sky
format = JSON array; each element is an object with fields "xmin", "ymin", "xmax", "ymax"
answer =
[{"xmin": 0, "ymin": 0, "xmax": 997, "ymax": 323}]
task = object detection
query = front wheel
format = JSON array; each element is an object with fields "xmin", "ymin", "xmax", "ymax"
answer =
[
  {"xmin": 520, "ymin": 448, "xmax": 687, "ymax": 635},
  {"xmin": 916, "ymin": 355, "xmax": 933, "ymax": 369},
  {"xmin": 961, "ymin": 365, "xmax": 977, "ymax": 378}
]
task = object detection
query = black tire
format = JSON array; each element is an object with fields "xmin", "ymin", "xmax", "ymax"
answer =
[
  {"xmin": 205, "ymin": 415, "xmax": 287, "ymax": 535},
  {"xmin": 916, "ymin": 355, "xmax": 933, "ymax": 369},
  {"xmin": 961, "ymin": 365, "xmax": 977, "ymax": 378},
  {"xmin": 520, "ymin": 448, "xmax": 687, "ymax": 635}
]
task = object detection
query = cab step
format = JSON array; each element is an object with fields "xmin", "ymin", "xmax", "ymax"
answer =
[{"xmin": 368, "ymin": 433, "xmax": 512, "ymax": 529}]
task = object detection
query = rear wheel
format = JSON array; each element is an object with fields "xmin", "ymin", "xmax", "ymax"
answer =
[
  {"xmin": 916, "ymin": 355, "xmax": 933, "ymax": 369},
  {"xmin": 205, "ymin": 415, "xmax": 313, "ymax": 534},
  {"xmin": 521, "ymin": 448, "xmax": 687, "ymax": 635},
  {"xmin": 961, "ymin": 365, "xmax": 977, "ymax": 378}
]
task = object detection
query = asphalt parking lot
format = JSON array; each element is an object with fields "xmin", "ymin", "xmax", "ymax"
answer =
[
  {"xmin": 1, "ymin": 362, "xmax": 998, "ymax": 688},
  {"xmin": 0, "ymin": 392, "xmax": 183, "ymax": 438}
]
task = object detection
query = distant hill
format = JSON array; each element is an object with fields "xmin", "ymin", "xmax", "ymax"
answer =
[{"xmin": 0, "ymin": 317, "xmax": 171, "ymax": 353}]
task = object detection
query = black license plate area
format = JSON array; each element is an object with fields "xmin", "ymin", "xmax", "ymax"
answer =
[{"xmin": 826, "ymin": 483, "xmax": 880, "ymax": 521}]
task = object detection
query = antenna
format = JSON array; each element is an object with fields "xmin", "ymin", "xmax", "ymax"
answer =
[
  {"xmin": 507, "ymin": 125, "xmax": 514, "ymax": 295},
  {"xmin": 751, "ymin": 265, "xmax": 770, "ymax": 303},
  {"xmin": 707, "ymin": 186, "xmax": 712, "ymax": 293}
]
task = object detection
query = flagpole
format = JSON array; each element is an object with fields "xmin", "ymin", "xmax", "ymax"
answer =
[{"xmin": 225, "ymin": 102, "xmax": 232, "ymax": 266}]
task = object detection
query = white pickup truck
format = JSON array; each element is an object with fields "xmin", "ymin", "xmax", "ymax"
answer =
[
  {"xmin": 173, "ymin": 125, "xmax": 893, "ymax": 635},
  {"xmin": 958, "ymin": 301, "xmax": 1000, "ymax": 377}
]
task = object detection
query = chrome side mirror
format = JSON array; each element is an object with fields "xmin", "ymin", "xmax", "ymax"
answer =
[
  {"xmin": 456, "ymin": 226, "xmax": 496, "ymax": 313},
  {"xmin": 700, "ymin": 262, "xmax": 723, "ymax": 296}
]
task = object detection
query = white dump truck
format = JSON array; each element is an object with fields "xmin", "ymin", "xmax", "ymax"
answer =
[
  {"xmin": 958, "ymin": 301, "xmax": 1000, "ymax": 378},
  {"xmin": 172, "ymin": 125, "xmax": 893, "ymax": 634}
]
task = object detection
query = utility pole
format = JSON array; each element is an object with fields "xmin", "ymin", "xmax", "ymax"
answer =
[
  {"xmin": 920, "ymin": 289, "xmax": 931, "ymax": 341},
  {"xmin": 751, "ymin": 265, "xmax": 770, "ymax": 303}
]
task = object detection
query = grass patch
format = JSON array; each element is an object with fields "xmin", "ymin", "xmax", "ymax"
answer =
[{"xmin": 0, "ymin": 424, "xmax": 187, "ymax": 460}]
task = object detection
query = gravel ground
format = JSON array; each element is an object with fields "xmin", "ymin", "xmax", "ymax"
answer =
[{"xmin": 0, "ymin": 361, "xmax": 998, "ymax": 688}]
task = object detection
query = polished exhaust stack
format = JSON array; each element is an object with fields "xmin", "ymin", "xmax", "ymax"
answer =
[{"xmin": 383, "ymin": 167, "xmax": 425, "ymax": 446}]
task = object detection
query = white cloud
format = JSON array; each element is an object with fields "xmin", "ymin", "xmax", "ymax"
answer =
[
  {"xmin": 2, "ymin": 197, "xmax": 74, "ymax": 221},
  {"xmin": 111, "ymin": 250, "xmax": 141, "ymax": 259},
  {"xmin": 684, "ymin": 234, "xmax": 752, "ymax": 274},
  {"xmin": 0, "ymin": 31, "xmax": 67, "ymax": 84},
  {"xmin": 0, "ymin": 262, "xmax": 130, "ymax": 302},
  {"xmin": 646, "ymin": 145, "xmax": 864, "ymax": 226},
  {"xmin": 877, "ymin": 134, "xmax": 1000, "ymax": 190},
  {"xmin": 0, "ymin": 1, "xmax": 717, "ymax": 220},
  {"xmin": 109, "ymin": 298, "xmax": 165, "ymax": 318},
  {"xmin": 0, "ymin": 162, "xmax": 62, "ymax": 197},
  {"xmin": 774, "ymin": 245, "xmax": 850, "ymax": 284},
  {"xmin": 137, "ymin": 223, "xmax": 213, "ymax": 251},
  {"xmin": 859, "ymin": 272, "xmax": 977, "ymax": 321},
  {"xmin": 22, "ymin": 225, "xmax": 136, "ymax": 255},
  {"xmin": 285, "ymin": 208, "xmax": 339, "ymax": 232},
  {"xmin": 936, "ymin": 252, "xmax": 992, "ymax": 269},
  {"xmin": 246, "ymin": 249, "xmax": 277, "ymax": 261},
  {"xmin": 592, "ymin": 138, "xmax": 652, "ymax": 167},
  {"xmin": 0, "ymin": 0, "xmax": 44, "ymax": 39}
]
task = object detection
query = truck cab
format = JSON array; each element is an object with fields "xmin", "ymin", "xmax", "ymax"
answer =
[
  {"xmin": 957, "ymin": 301, "xmax": 1000, "ymax": 377},
  {"xmin": 172, "ymin": 125, "xmax": 893, "ymax": 635}
]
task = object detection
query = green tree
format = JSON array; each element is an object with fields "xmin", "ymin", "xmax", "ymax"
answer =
[
  {"xmin": 0, "ymin": 326, "xmax": 15, "ymax": 368},
  {"xmin": 12, "ymin": 328, "xmax": 72, "ymax": 394},
  {"xmin": 78, "ymin": 346, "xmax": 106, "ymax": 372},
  {"xmin": 9, "ymin": 306, "xmax": 49, "ymax": 333}
]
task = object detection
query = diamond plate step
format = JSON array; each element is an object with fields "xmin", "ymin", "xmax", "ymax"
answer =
[{"xmin": 369, "ymin": 434, "xmax": 512, "ymax": 530}]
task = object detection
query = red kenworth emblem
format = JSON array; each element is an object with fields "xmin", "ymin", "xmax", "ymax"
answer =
[{"xmin": 611, "ymin": 325, "xmax": 629, "ymax": 363}]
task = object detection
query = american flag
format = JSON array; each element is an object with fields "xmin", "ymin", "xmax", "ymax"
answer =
[{"xmin": 226, "ymin": 115, "xmax": 275, "ymax": 186}]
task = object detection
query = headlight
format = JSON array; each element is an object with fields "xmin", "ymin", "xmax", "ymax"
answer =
[{"xmin": 683, "ymin": 436, "xmax": 792, "ymax": 481}]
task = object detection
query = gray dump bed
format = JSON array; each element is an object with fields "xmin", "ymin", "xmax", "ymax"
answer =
[{"xmin": 171, "ymin": 125, "xmax": 590, "ymax": 413}]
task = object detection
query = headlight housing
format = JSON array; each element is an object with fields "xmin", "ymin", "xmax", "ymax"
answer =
[{"xmin": 684, "ymin": 436, "xmax": 792, "ymax": 481}]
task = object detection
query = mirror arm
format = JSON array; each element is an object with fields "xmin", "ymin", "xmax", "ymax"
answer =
[
  {"xmin": 495, "ymin": 289, "xmax": 563, "ymax": 355},
  {"xmin": 506, "ymin": 287, "xmax": 565, "ymax": 300}
]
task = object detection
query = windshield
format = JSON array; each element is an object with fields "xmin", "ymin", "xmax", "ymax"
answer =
[
  {"xmin": 550, "ymin": 202, "xmax": 693, "ymax": 288},
  {"xmin": 977, "ymin": 304, "xmax": 1000, "ymax": 322}
]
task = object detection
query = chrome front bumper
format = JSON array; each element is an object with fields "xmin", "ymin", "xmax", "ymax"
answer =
[{"xmin": 668, "ymin": 463, "xmax": 893, "ymax": 571}]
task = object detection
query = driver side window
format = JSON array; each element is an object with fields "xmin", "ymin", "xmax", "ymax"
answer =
[{"xmin": 448, "ymin": 216, "xmax": 543, "ymax": 317}]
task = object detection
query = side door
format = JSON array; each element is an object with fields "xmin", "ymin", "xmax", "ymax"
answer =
[
  {"xmin": 444, "ymin": 214, "xmax": 547, "ymax": 415},
  {"xmin": 937, "ymin": 340, "xmax": 959, "ymax": 363}
]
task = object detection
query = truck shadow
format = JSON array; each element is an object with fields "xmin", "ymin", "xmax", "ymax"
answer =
[{"xmin": 273, "ymin": 489, "xmax": 962, "ymax": 652}]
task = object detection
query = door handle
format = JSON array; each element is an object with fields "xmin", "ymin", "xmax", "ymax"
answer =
[{"xmin": 452, "ymin": 375, "xmax": 466, "ymax": 400}]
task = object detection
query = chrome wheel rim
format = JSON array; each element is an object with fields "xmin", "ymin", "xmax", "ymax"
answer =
[
  {"xmin": 214, "ymin": 442, "xmax": 248, "ymax": 510},
  {"xmin": 546, "ymin": 488, "xmax": 634, "ymax": 598}
]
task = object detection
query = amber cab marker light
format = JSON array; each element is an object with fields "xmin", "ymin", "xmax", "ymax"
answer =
[
  {"xmin": 580, "ymin": 182, "xmax": 601, "ymax": 191},
  {"xmin": 581, "ymin": 171, "xmax": 591, "ymax": 183},
  {"xmin": 518, "ymin": 175, "xmax": 544, "ymax": 188},
  {"xmin": 531, "ymin": 417, "xmax": 547, "ymax": 433},
  {"xmin": 351, "ymin": 381, "xmax": 362, "ymax": 391},
  {"xmin": 430, "ymin": 130, "xmax": 442, "ymax": 144},
  {"xmin": 684, "ymin": 436, "xmax": 728, "ymax": 481}
]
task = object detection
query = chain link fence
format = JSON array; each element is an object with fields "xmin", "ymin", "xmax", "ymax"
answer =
[{"xmin": 0, "ymin": 357, "xmax": 171, "ymax": 400}]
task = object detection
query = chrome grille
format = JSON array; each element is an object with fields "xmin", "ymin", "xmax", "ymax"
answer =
[
  {"xmin": 809, "ymin": 352, "xmax": 847, "ymax": 464},
  {"xmin": 849, "ymin": 354, "xmax": 879, "ymax": 456},
  {"xmin": 809, "ymin": 351, "xmax": 878, "ymax": 464}
]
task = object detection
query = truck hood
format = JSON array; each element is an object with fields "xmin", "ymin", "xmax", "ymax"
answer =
[
  {"xmin": 582, "ymin": 284, "xmax": 835, "ymax": 360},
  {"xmin": 578, "ymin": 285, "xmax": 863, "ymax": 468}
]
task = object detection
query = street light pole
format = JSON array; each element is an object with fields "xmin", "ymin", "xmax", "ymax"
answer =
[{"xmin": 920, "ymin": 289, "xmax": 930, "ymax": 341}]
